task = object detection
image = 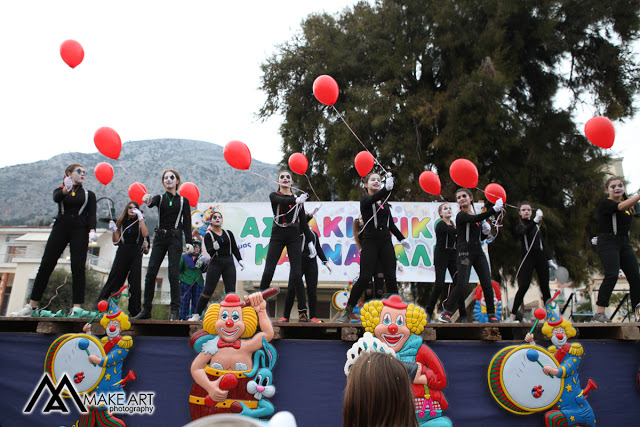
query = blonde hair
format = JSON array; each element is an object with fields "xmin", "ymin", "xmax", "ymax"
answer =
[
  {"xmin": 360, "ymin": 300, "xmax": 428, "ymax": 335},
  {"xmin": 541, "ymin": 318, "xmax": 576, "ymax": 339},
  {"xmin": 203, "ymin": 303, "xmax": 259, "ymax": 339},
  {"xmin": 99, "ymin": 311, "xmax": 131, "ymax": 331}
]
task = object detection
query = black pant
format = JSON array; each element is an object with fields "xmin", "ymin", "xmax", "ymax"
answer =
[
  {"xmin": 31, "ymin": 215, "xmax": 89, "ymax": 304},
  {"xmin": 597, "ymin": 234, "xmax": 640, "ymax": 309},
  {"xmin": 347, "ymin": 232, "xmax": 398, "ymax": 308},
  {"xmin": 445, "ymin": 248, "xmax": 495, "ymax": 315},
  {"xmin": 195, "ymin": 255, "xmax": 237, "ymax": 315},
  {"xmin": 142, "ymin": 230, "xmax": 182, "ymax": 312},
  {"xmin": 259, "ymin": 226, "xmax": 306, "ymax": 312},
  {"xmin": 511, "ymin": 250, "xmax": 551, "ymax": 315},
  {"xmin": 284, "ymin": 255, "xmax": 319, "ymax": 319},
  {"xmin": 97, "ymin": 244, "xmax": 143, "ymax": 316},
  {"xmin": 427, "ymin": 248, "xmax": 466, "ymax": 316}
]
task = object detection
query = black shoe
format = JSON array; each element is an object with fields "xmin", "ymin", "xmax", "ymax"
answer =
[
  {"xmin": 132, "ymin": 309, "xmax": 151, "ymax": 320},
  {"xmin": 438, "ymin": 311, "xmax": 452, "ymax": 323},
  {"xmin": 488, "ymin": 314, "xmax": 501, "ymax": 323},
  {"xmin": 170, "ymin": 310, "xmax": 179, "ymax": 321}
]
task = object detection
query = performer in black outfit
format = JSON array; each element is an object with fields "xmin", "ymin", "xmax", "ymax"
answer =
[
  {"xmin": 11, "ymin": 164, "xmax": 97, "ymax": 317},
  {"xmin": 133, "ymin": 169, "xmax": 192, "ymax": 320},
  {"xmin": 593, "ymin": 176, "xmax": 640, "ymax": 322},
  {"xmin": 509, "ymin": 202, "xmax": 556, "ymax": 322},
  {"xmin": 280, "ymin": 214, "xmax": 331, "ymax": 323},
  {"xmin": 426, "ymin": 202, "xmax": 468, "ymax": 322},
  {"xmin": 189, "ymin": 211, "xmax": 244, "ymax": 321},
  {"xmin": 339, "ymin": 172, "xmax": 410, "ymax": 322},
  {"xmin": 438, "ymin": 188, "xmax": 502, "ymax": 323},
  {"xmin": 97, "ymin": 201, "xmax": 149, "ymax": 317},
  {"xmin": 259, "ymin": 170, "xmax": 315, "ymax": 321}
]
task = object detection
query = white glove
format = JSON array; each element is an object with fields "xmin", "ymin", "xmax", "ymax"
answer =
[
  {"xmin": 212, "ymin": 240, "xmax": 220, "ymax": 251},
  {"xmin": 400, "ymin": 239, "xmax": 411, "ymax": 251},
  {"xmin": 296, "ymin": 193, "xmax": 309, "ymax": 204},
  {"xmin": 238, "ymin": 260, "xmax": 245, "ymax": 271},
  {"xmin": 108, "ymin": 220, "xmax": 118, "ymax": 232},
  {"xmin": 481, "ymin": 221, "xmax": 491, "ymax": 236},
  {"xmin": 64, "ymin": 176, "xmax": 73, "ymax": 192},
  {"xmin": 591, "ymin": 237, "xmax": 598, "ymax": 246},
  {"xmin": 324, "ymin": 262, "xmax": 332, "ymax": 273},
  {"xmin": 142, "ymin": 194, "xmax": 152, "ymax": 205},
  {"xmin": 195, "ymin": 257, "xmax": 204, "ymax": 268},
  {"xmin": 142, "ymin": 239, "xmax": 149, "ymax": 250},
  {"xmin": 185, "ymin": 244, "xmax": 194, "ymax": 253},
  {"xmin": 308, "ymin": 242, "xmax": 317, "ymax": 258},
  {"xmin": 89, "ymin": 231, "xmax": 98, "ymax": 242},
  {"xmin": 493, "ymin": 198, "xmax": 504, "ymax": 212},
  {"xmin": 534, "ymin": 209, "xmax": 543, "ymax": 223},
  {"xmin": 548, "ymin": 260, "xmax": 558, "ymax": 270},
  {"xmin": 132, "ymin": 208, "xmax": 144, "ymax": 221},
  {"xmin": 385, "ymin": 174, "xmax": 394, "ymax": 191}
]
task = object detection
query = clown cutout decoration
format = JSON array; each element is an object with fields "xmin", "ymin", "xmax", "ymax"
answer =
[
  {"xmin": 358, "ymin": 295, "xmax": 452, "ymax": 426},
  {"xmin": 473, "ymin": 280, "xmax": 502, "ymax": 323},
  {"xmin": 488, "ymin": 298, "xmax": 597, "ymax": 426},
  {"xmin": 189, "ymin": 291, "xmax": 277, "ymax": 421},
  {"xmin": 44, "ymin": 295, "xmax": 135, "ymax": 427}
]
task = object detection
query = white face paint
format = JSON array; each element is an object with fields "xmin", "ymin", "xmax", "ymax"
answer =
[
  {"xmin": 366, "ymin": 174, "xmax": 382, "ymax": 192},
  {"xmin": 106, "ymin": 320, "xmax": 121, "ymax": 339},
  {"xmin": 440, "ymin": 203, "xmax": 452, "ymax": 219},
  {"xmin": 550, "ymin": 327, "xmax": 568, "ymax": 348},
  {"xmin": 211, "ymin": 213, "xmax": 223, "ymax": 227},
  {"xmin": 519, "ymin": 205, "xmax": 532, "ymax": 220},
  {"xmin": 70, "ymin": 167, "xmax": 86, "ymax": 185},
  {"xmin": 606, "ymin": 180, "xmax": 625, "ymax": 200},
  {"xmin": 278, "ymin": 172, "xmax": 292, "ymax": 188},
  {"xmin": 163, "ymin": 172, "xmax": 177, "ymax": 190}
]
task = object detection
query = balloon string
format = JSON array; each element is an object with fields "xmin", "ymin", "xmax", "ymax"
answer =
[
  {"xmin": 475, "ymin": 187, "xmax": 517, "ymax": 209},
  {"xmin": 357, "ymin": 192, "xmax": 392, "ymax": 236},
  {"xmin": 513, "ymin": 225, "xmax": 541, "ymax": 283},
  {"xmin": 303, "ymin": 173, "xmax": 321, "ymax": 201},
  {"xmin": 115, "ymin": 160, "xmax": 147, "ymax": 202},
  {"xmin": 39, "ymin": 272, "xmax": 71, "ymax": 312},
  {"xmin": 115, "ymin": 218, "xmax": 141, "ymax": 245},
  {"xmin": 330, "ymin": 105, "xmax": 388, "ymax": 175},
  {"xmin": 248, "ymin": 171, "xmax": 306, "ymax": 194}
]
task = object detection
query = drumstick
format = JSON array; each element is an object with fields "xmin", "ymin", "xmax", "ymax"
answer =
[
  {"xmin": 528, "ymin": 308, "xmax": 547, "ymax": 335},
  {"xmin": 78, "ymin": 338, "xmax": 96, "ymax": 367},
  {"xmin": 526, "ymin": 349, "xmax": 553, "ymax": 378},
  {"xmin": 240, "ymin": 287, "xmax": 279, "ymax": 308}
]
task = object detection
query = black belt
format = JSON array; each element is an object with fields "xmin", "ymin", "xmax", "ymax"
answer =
[{"xmin": 155, "ymin": 228, "xmax": 180, "ymax": 234}]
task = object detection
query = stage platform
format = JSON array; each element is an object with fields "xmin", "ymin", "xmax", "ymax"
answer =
[{"xmin": 1, "ymin": 317, "xmax": 639, "ymax": 426}]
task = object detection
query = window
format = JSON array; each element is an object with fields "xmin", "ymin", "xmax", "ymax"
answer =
[{"xmin": 5, "ymin": 246, "xmax": 26, "ymax": 263}]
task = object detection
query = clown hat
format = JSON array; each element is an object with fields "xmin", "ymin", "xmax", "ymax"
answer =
[
  {"xmin": 221, "ymin": 293, "xmax": 244, "ymax": 307},
  {"xmin": 382, "ymin": 295, "xmax": 407, "ymax": 309},
  {"xmin": 106, "ymin": 298, "xmax": 122, "ymax": 319}
]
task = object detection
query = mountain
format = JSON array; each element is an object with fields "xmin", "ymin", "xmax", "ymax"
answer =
[{"xmin": 0, "ymin": 139, "xmax": 280, "ymax": 226}]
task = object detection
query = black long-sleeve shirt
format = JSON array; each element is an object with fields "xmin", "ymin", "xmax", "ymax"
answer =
[
  {"xmin": 435, "ymin": 220, "xmax": 457, "ymax": 250},
  {"xmin": 302, "ymin": 231, "xmax": 328, "ymax": 262},
  {"xmin": 268, "ymin": 191, "xmax": 313, "ymax": 240},
  {"xmin": 204, "ymin": 229, "xmax": 242, "ymax": 261},
  {"xmin": 598, "ymin": 198, "xmax": 633, "ymax": 235},
  {"xmin": 148, "ymin": 192, "xmax": 191, "ymax": 242},
  {"xmin": 388, "ymin": 211, "xmax": 406, "ymax": 242},
  {"xmin": 456, "ymin": 209, "xmax": 494, "ymax": 252},
  {"xmin": 515, "ymin": 219, "xmax": 547, "ymax": 256},
  {"xmin": 359, "ymin": 187, "xmax": 395, "ymax": 238},
  {"xmin": 53, "ymin": 186, "xmax": 97, "ymax": 229}
]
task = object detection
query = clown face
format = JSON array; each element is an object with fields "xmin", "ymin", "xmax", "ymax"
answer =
[
  {"xmin": 374, "ymin": 306, "xmax": 411, "ymax": 351},
  {"xmin": 550, "ymin": 326, "xmax": 568, "ymax": 348},
  {"xmin": 105, "ymin": 319, "xmax": 121, "ymax": 339},
  {"xmin": 211, "ymin": 212, "xmax": 223, "ymax": 227},
  {"xmin": 70, "ymin": 167, "xmax": 86, "ymax": 185},
  {"xmin": 163, "ymin": 171, "xmax": 177, "ymax": 190},
  {"xmin": 278, "ymin": 172, "xmax": 292, "ymax": 188},
  {"xmin": 216, "ymin": 308, "xmax": 245, "ymax": 342},
  {"xmin": 366, "ymin": 174, "xmax": 382, "ymax": 192}
]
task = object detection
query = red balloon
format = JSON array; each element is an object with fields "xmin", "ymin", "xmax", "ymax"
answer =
[
  {"xmin": 128, "ymin": 182, "xmax": 147, "ymax": 205},
  {"xmin": 449, "ymin": 159, "xmax": 479, "ymax": 188},
  {"xmin": 97, "ymin": 300, "xmax": 108, "ymax": 312},
  {"xmin": 288, "ymin": 153, "xmax": 308, "ymax": 175},
  {"xmin": 484, "ymin": 183, "xmax": 507, "ymax": 203},
  {"xmin": 534, "ymin": 307, "xmax": 546, "ymax": 320},
  {"xmin": 419, "ymin": 171, "xmax": 441, "ymax": 195},
  {"xmin": 180, "ymin": 182, "xmax": 199, "ymax": 207},
  {"xmin": 313, "ymin": 75, "xmax": 339, "ymax": 106},
  {"xmin": 354, "ymin": 151, "xmax": 374, "ymax": 178},
  {"xmin": 94, "ymin": 162, "xmax": 114, "ymax": 185},
  {"xmin": 94, "ymin": 127, "xmax": 122, "ymax": 159},
  {"xmin": 60, "ymin": 40, "xmax": 84, "ymax": 69},
  {"xmin": 584, "ymin": 116, "xmax": 615, "ymax": 149},
  {"xmin": 224, "ymin": 140, "xmax": 252, "ymax": 170}
]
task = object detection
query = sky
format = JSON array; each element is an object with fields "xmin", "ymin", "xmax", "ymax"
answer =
[{"xmin": 0, "ymin": 1, "xmax": 639, "ymax": 190}]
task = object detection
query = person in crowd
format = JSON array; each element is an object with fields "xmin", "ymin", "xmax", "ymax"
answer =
[{"xmin": 179, "ymin": 240, "xmax": 208, "ymax": 321}]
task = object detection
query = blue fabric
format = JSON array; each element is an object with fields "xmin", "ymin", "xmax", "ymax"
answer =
[{"xmin": 0, "ymin": 334, "xmax": 638, "ymax": 426}]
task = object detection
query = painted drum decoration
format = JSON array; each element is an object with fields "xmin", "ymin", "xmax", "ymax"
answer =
[
  {"xmin": 488, "ymin": 345, "xmax": 564, "ymax": 415},
  {"xmin": 332, "ymin": 290, "xmax": 350, "ymax": 310},
  {"xmin": 45, "ymin": 333, "xmax": 106, "ymax": 395}
]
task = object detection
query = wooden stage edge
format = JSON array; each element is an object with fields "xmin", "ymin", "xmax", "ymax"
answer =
[{"xmin": 1, "ymin": 317, "xmax": 639, "ymax": 342}]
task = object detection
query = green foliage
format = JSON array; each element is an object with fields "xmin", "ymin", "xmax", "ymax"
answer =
[
  {"xmin": 259, "ymin": 0, "xmax": 640, "ymax": 285},
  {"xmin": 39, "ymin": 268, "xmax": 103, "ymax": 313}
]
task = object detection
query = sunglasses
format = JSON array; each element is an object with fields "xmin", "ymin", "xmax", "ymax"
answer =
[{"xmin": 74, "ymin": 168, "xmax": 86, "ymax": 176}]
